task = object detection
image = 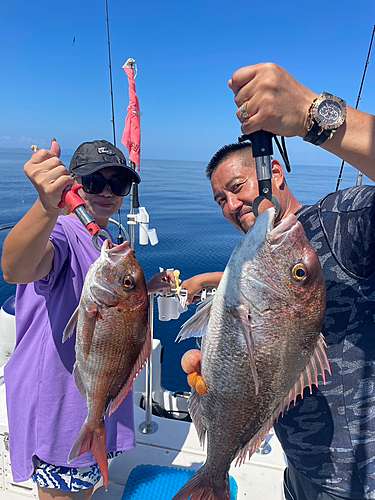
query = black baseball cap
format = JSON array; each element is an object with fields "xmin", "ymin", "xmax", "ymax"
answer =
[{"xmin": 69, "ymin": 140, "xmax": 141, "ymax": 184}]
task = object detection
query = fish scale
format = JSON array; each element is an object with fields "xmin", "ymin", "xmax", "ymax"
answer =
[{"xmin": 173, "ymin": 208, "xmax": 329, "ymax": 500}]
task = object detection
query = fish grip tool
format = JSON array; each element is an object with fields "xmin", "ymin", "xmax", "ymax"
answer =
[
  {"xmin": 61, "ymin": 185, "xmax": 111, "ymax": 251},
  {"xmin": 239, "ymin": 131, "xmax": 291, "ymax": 218}
]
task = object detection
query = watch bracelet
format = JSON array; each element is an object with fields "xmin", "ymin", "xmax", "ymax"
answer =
[
  {"xmin": 304, "ymin": 125, "xmax": 333, "ymax": 146},
  {"xmin": 303, "ymin": 92, "xmax": 345, "ymax": 146}
]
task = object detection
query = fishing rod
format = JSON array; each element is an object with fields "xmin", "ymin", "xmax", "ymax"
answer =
[
  {"xmin": 104, "ymin": 2, "xmax": 159, "ymax": 436},
  {"xmin": 105, "ymin": 0, "xmax": 116, "ymax": 147},
  {"xmin": 336, "ymin": 25, "xmax": 375, "ymax": 191},
  {"xmin": 105, "ymin": 0, "xmax": 127, "ymax": 245}
]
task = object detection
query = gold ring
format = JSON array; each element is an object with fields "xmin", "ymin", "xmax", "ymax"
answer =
[{"xmin": 240, "ymin": 102, "xmax": 249, "ymax": 120}]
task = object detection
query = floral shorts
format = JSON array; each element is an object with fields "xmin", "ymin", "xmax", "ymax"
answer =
[{"xmin": 32, "ymin": 452, "xmax": 122, "ymax": 491}]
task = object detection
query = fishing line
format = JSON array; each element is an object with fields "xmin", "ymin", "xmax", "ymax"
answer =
[{"xmin": 335, "ymin": 25, "xmax": 375, "ymax": 191}]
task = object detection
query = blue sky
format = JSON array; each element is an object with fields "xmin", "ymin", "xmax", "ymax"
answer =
[{"xmin": 1, "ymin": 0, "xmax": 375, "ymax": 165}]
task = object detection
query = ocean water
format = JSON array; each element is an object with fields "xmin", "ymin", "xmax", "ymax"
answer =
[{"xmin": 0, "ymin": 148, "xmax": 372, "ymax": 392}]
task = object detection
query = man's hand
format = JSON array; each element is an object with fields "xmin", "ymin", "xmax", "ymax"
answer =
[
  {"xmin": 181, "ymin": 349, "xmax": 207, "ymax": 395},
  {"xmin": 180, "ymin": 276, "xmax": 205, "ymax": 306},
  {"xmin": 181, "ymin": 272, "xmax": 223, "ymax": 306},
  {"xmin": 229, "ymin": 63, "xmax": 318, "ymax": 139}
]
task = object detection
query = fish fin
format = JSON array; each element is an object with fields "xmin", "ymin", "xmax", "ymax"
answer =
[
  {"xmin": 236, "ymin": 310, "xmax": 260, "ymax": 396},
  {"xmin": 68, "ymin": 420, "xmax": 109, "ymax": 490},
  {"xmin": 62, "ymin": 307, "xmax": 79, "ymax": 343},
  {"xmin": 175, "ymin": 296, "xmax": 214, "ymax": 342},
  {"xmin": 81, "ymin": 305, "xmax": 99, "ymax": 361},
  {"xmin": 109, "ymin": 328, "xmax": 152, "ymax": 416},
  {"xmin": 73, "ymin": 364, "xmax": 87, "ymax": 404},
  {"xmin": 235, "ymin": 419, "xmax": 275, "ymax": 466},
  {"xmin": 235, "ymin": 333, "xmax": 331, "ymax": 465},
  {"xmin": 188, "ymin": 390, "xmax": 207, "ymax": 446},
  {"xmin": 171, "ymin": 464, "xmax": 230, "ymax": 500},
  {"xmin": 280, "ymin": 332, "xmax": 331, "ymax": 415}
]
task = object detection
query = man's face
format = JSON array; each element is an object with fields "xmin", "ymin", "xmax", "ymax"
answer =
[
  {"xmin": 74, "ymin": 166, "xmax": 125, "ymax": 226},
  {"xmin": 211, "ymin": 154, "xmax": 263, "ymax": 234}
]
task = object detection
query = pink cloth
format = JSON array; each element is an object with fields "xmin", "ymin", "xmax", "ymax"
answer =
[{"xmin": 121, "ymin": 64, "xmax": 141, "ymax": 169}]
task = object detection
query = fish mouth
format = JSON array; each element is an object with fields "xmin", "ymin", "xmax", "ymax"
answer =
[
  {"xmin": 266, "ymin": 212, "xmax": 299, "ymax": 245},
  {"xmin": 102, "ymin": 239, "xmax": 132, "ymax": 260}
]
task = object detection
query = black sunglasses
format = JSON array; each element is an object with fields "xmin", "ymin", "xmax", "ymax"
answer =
[{"xmin": 80, "ymin": 172, "xmax": 133, "ymax": 197}]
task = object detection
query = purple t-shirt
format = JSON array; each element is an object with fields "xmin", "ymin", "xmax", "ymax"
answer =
[{"xmin": 4, "ymin": 215, "xmax": 136, "ymax": 483}]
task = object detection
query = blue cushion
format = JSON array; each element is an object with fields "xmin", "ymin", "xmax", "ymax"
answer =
[{"xmin": 121, "ymin": 464, "xmax": 238, "ymax": 499}]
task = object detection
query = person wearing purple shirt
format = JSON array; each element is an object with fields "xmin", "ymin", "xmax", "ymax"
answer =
[{"xmin": 1, "ymin": 139, "xmax": 173, "ymax": 500}]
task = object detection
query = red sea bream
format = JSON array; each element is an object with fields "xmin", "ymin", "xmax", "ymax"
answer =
[
  {"xmin": 173, "ymin": 208, "xmax": 330, "ymax": 500},
  {"xmin": 62, "ymin": 239, "xmax": 150, "ymax": 489}
]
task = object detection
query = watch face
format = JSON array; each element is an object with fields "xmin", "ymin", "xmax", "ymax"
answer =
[
  {"xmin": 313, "ymin": 93, "xmax": 347, "ymax": 131},
  {"xmin": 317, "ymin": 100, "xmax": 342, "ymax": 126}
]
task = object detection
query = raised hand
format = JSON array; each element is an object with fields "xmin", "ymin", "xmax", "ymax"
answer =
[
  {"xmin": 25, "ymin": 139, "xmax": 73, "ymax": 212},
  {"xmin": 229, "ymin": 63, "xmax": 318, "ymax": 138}
]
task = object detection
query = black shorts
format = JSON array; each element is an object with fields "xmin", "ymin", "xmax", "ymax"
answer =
[{"xmin": 284, "ymin": 462, "xmax": 346, "ymax": 500}]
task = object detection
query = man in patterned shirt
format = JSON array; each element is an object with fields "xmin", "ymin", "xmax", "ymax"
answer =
[{"xmin": 181, "ymin": 63, "xmax": 375, "ymax": 500}]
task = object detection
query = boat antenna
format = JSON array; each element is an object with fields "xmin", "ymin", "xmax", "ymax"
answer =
[{"xmin": 336, "ymin": 25, "xmax": 375, "ymax": 191}]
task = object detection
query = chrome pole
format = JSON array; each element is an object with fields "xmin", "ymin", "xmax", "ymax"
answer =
[{"xmin": 139, "ymin": 294, "xmax": 158, "ymax": 434}]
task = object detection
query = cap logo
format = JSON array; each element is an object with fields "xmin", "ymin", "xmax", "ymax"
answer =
[{"xmin": 97, "ymin": 147, "xmax": 116, "ymax": 155}]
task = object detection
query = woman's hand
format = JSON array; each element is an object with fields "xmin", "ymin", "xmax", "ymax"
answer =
[
  {"xmin": 146, "ymin": 269, "xmax": 175, "ymax": 295},
  {"xmin": 25, "ymin": 139, "xmax": 73, "ymax": 213}
]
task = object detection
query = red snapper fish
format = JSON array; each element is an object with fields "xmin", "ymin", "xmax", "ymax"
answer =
[
  {"xmin": 62, "ymin": 239, "xmax": 150, "ymax": 489},
  {"xmin": 173, "ymin": 208, "xmax": 330, "ymax": 500}
]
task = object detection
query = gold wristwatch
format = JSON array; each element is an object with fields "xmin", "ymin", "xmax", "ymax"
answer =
[{"xmin": 304, "ymin": 92, "xmax": 347, "ymax": 146}]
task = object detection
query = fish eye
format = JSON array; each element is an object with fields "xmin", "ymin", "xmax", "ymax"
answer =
[
  {"xmin": 292, "ymin": 263, "xmax": 308, "ymax": 282},
  {"xmin": 123, "ymin": 276, "xmax": 134, "ymax": 289}
]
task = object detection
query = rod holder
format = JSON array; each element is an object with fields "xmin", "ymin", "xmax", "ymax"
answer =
[{"xmin": 139, "ymin": 295, "xmax": 158, "ymax": 434}]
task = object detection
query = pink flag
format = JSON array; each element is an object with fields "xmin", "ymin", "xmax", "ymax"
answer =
[{"xmin": 121, "ymin": 62, "xmax": 141, "ymax": 169}]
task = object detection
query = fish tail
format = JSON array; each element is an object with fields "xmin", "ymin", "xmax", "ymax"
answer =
[
  {"xmin": 171, "ymin": 465, "xmax": 230, "ymax": 500},
  {"xmin": 68, "ymin": 420, "xmax": 109, "ymax": 490}
]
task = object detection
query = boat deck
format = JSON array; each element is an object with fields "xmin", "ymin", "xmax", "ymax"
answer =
[
  {"xmin": 92, "ymin": 405, "xmax": 286, "ymax": 499},
  {"xmin": 0, "ymin": 332, "xmax": 286, "ymax": 499}
]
